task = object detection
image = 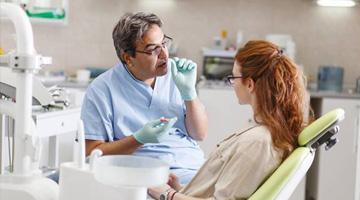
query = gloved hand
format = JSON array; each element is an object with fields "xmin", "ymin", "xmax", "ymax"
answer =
[
  {"xmin": 133, "ymin": 117, "xmax": 177, "ymax": 144},
  {"xmin": 170, "ymin": 57, "xmax": 197, "ymax": 101}
]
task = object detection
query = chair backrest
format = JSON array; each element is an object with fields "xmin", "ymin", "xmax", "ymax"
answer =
[{"xmin": 248, "ymin": 108, "xmax": 345, "ymax": 200}]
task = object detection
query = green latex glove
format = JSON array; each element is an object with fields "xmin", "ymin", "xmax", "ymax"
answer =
[
  {"xmin": 133, "ymin": 117, "xmax": 177, "ymax": 144},
  {"xmin": 170, "ymin": 57, "xmax": 197, "ymax": 101}
]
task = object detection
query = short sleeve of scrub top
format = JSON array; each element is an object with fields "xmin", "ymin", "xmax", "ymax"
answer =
[{"xmin": 81, "ymin": 81, "xmax": 114, "ymax": 141}]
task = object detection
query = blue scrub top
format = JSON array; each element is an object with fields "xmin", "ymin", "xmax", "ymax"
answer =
[{"xmin": 81, "ymin": 62, "xmax": 204, "ymax": 170}]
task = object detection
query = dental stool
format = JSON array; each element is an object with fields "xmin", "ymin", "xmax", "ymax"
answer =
[{"xmin": 248, "ymin": 108, "xmax": 345, "ymax": 200}]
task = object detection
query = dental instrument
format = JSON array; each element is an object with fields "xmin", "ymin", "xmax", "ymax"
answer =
[{"xmin": 155, "ymin": 118, "xmax": 169, "ymax": 128}]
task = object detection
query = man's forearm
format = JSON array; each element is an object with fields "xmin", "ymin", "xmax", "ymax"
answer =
[
  {"xmin": 85, "ymin": 135, "xmax": 143, "ymax": 156},
  {"xmin": 184, "ymin": 97, "xmax": 209, "ymax": 141}
]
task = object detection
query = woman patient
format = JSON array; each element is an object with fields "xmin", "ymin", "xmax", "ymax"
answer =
[{"xmin": 149, "ymin": 40, "xmax": 313, "ymax": 200}]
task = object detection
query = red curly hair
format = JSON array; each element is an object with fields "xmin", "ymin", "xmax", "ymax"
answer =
[{"xmin": 235, "ymin": 40, "xmax": 313, "ymax": 160}]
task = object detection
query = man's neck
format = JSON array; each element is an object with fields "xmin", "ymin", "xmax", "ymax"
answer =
[
  {"xmin": 124, "ymin": 64, "xmax": 156, "ymax": 89},
  {"xmin": 145, "ymin": 78, "xmax": 156, "ymax": 89}
]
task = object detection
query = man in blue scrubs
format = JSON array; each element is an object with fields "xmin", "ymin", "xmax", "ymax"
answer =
[{"xmin": 82, "ymin": 12, "xmax": 209, "ymax": 184}]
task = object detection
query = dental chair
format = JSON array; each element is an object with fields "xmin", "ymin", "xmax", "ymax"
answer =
[{"xmin": 248, "ymin": 108, "xmax": 345, "ymax": 200}]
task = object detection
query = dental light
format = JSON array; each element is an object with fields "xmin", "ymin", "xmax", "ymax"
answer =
[{"xmin": 317, "ymin": 0, "xmax": 357, "ymax": 7}]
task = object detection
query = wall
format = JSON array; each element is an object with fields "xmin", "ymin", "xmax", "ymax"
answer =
[{"xmin": 1, "ymin": 0, "xmax": 359, "ymax": 84}]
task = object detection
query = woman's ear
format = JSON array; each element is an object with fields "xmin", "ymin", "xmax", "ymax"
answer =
[
  {"xmin": 247, "ymin": 78, "xmax": 255, "ymax": 93},
  {"xmin": 121, "ymin": 53, "xmax": 133, "ymax": 67}
]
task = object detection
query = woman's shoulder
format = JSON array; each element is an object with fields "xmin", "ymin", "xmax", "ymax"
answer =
[
  {"xmin": 238, "ymin": 123, "xmax": 272, "ymax": 143},
  {"xmin": 237, "ymin": 123, "xmax": 282, "ymax": 158},
  {"xmin": 229, "ymin": 124, "xmax": 277, "ymax": 156}
]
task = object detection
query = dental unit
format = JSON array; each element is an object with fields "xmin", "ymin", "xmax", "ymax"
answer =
[{"xmin": 0, "ymin": 2, "xmax": 169, "ymax": 200}]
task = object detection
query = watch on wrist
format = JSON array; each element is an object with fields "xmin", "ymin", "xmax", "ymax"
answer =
[{"xmin": 160, "ymin": 188, "xmax": 172, "ymax": 200}]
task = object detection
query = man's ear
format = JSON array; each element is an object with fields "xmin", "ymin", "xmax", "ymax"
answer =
[
  {"xmin": 121, "ymin": 53, "xmax": 133, "ymax": 67},
  {"xmin": 247, "ymin": 78, "xmax": 255, "ymax": 93}
]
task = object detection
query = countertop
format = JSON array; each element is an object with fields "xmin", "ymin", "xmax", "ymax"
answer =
[
  {"xmin": 43, "ymin": 80, "xmax": 90, "ymax": 89},
  {"xmin": 197, "ymin": 80, "xmax": 360, "ymax": 99},
  {"xmin": 308, "ymin": 90, "xmax": 360, "ymax": 99},
  {"xmin": 201, "ymin": 47, "xmax": 237, "ymax": 58},
  {"xmin": 42, "ymin": 78, "xmax": 360, "ymax": 99}
]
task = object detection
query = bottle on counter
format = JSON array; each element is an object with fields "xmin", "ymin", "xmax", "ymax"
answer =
[
  {"xmin": 220, "ymin": 30, "xmax": 227, "ymax": 49},
  {"xmin": 356, "ymin": 76, "xmax": 360, "ymax": 93},
  {"xmin": 236, "ymin": 30, "xmax": 244, "ymax": 50}
]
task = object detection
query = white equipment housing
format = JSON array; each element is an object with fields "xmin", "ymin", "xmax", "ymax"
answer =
[{"xmin": 0, "ymin": 3, "xmax": 170, "ymax": 200}]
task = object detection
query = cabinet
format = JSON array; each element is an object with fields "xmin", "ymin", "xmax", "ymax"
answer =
[
  {"xmin": 0, "ymin": 107, "xmax": 81, "ymax": 174},
  {"xmin": 202, "ymin": 48, "xmax": 236, "ymax": 80},
  {"xmin": 197, "ymin": 87, "xmax": 253, "ymax": 157},
  {"xmin": 33, "ymin": 107, "xmax": 81, "ymax": 169},
  {"xmin": 307, "ymin": 98, "xmax": 360, "ymax": 200}
]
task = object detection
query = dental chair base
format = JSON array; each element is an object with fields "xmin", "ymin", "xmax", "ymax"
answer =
[
  {"xmin": 59, "ymin": 162, "xmax": 147, "ymax": 200},
  {"xmin": 59, "ymin": 154, "xmax": 169, "ymax": 200},
  {"xmin": 0, "ymin": 175, "xmax": 58, "ymax": 200}
]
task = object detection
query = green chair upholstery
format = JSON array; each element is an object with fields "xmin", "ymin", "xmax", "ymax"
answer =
[{"xmin": 248, "ymin": 108, "xmax": 345, "ymax": 200}]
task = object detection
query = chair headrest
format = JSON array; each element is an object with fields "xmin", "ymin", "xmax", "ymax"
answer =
[{"xmin": 298, "ymin": 108, "xmax": 345, "ymax": 148}]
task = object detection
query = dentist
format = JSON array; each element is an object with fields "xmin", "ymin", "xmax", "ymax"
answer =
[{"xmin": 81, "ymin": 12, "xmax": 209, "ymax": 184}]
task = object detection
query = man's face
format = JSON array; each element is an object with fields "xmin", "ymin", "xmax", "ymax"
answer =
[{"xmin": 126, "ymin": 24, "xmax": 169, "ymax": 84}]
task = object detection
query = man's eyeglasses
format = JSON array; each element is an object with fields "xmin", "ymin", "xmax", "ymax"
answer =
[
  {"xmin": 126, "ymin": 35, "xmax": 173, "ymax": 57},
  {"xmin": 227, "ymin": 75, "xmax": 244, "ymax": 84}
]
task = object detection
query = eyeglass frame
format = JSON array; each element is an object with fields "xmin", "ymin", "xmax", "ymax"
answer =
[
  {"xmin": 125, "ymin": 35, "xmax": 173, "ymax": 56},
  {"xmin": 227, "ymin": 74, "xmax": 244, "ymax": 84}
]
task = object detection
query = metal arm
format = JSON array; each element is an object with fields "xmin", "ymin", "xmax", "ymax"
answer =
[{"xmin": 1, "ymin": 2, "xmax": 39, "ymax": 176}]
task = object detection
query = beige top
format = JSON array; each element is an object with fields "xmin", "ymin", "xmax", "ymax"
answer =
[{"xmin": 180, "ymin": 122, "xmax": 282, "ymax": 200}]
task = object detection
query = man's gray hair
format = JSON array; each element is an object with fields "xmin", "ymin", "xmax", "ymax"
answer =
[{"xmin": 112, "ymin": 12, "xmax": 163, "ymax": 63}]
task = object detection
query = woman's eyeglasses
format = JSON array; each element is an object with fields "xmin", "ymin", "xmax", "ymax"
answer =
[{"xmin": 227, "ymin": 75, "xmax": 244, "ymax": 84}]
